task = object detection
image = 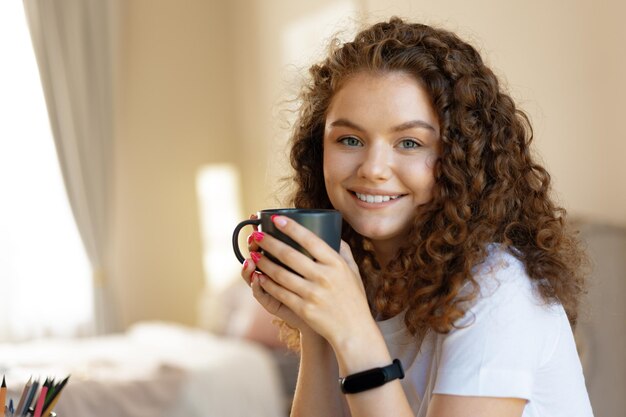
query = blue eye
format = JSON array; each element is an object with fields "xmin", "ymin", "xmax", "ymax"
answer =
[
  {"xmin": 339, "ymin": 136, "xmax": 363, "ymax": 147},
  {"xmin": 399, "ymin": 139, "xmax": 420, "ymax": 149}
]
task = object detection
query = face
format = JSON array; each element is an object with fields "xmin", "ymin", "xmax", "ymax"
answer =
[{"xmin": 323, "ymin": 71, "xmax": 441, "ymax": 256}]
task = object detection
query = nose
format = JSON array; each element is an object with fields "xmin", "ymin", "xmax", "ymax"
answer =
[{"xmin": 357, "ymin": 141, "xmax": 392, "ymax": 181}]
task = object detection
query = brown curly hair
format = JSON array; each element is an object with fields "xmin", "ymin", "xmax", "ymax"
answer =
[{"xmin": 281, "ymin": 17, "xmax": 586, "ymax": 348}]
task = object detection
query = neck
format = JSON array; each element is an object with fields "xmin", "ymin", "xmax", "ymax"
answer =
[{"xmin": 370, "ymin": 238, "xmax": 401, "ymax": 269}]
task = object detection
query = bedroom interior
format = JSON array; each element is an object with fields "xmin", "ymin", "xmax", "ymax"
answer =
[{"xmin": 0, "ymin": 0, "xmax": 624, "ymax": 416}]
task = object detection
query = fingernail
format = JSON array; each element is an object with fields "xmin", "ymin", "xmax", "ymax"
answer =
[
  {"xmin": 247, "ymin": 234, "xmax": 253, "ymax": 245},
  {"xmin": 252, "ymin": 231, "xmax": 265, "ymax": 242},
  {"xmin": 272, "ymin": 215, "xmax": 287, "ymax": 227},
  {"xmin": 250, "ymin": 251, "xmax": 262, "ymax": 263},
  {"xmin": 243, "ymin": 259, "xmax": 249, "ymax": 270}
]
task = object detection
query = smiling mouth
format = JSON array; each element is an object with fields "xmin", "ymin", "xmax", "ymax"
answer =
[{"xmin": 353, "ymin": 192, "xmax": 405, "ymax": 203}]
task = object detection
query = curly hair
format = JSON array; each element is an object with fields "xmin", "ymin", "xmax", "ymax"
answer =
[{"xmin": 280, "ymin": 17, "xmax": 587, "ymax": 349}]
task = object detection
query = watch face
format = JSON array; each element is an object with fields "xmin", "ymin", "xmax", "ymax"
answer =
[{"xmin": 342, "ymin": 369, "xmax": 386, "ymax": 393}]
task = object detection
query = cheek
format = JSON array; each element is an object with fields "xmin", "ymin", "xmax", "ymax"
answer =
[
  {"xmin": 322, "ymin": 155, "xmax": 332, "ymax": 186},
  {"xmin": 405, "ymin": 160, "xmax": 437, "ymax": 200},
  {"xmin": 323, "ymin": 154, "xmax": 339, "ymax": 195},
  {"xmin": 323, "ymin": 165, "xmax": 343, "ymax": 196},
  {"xmin": 426, "ymin": 154, "xmax": 438, "ymax": 169},
  {"xmin": 424, "ymin": 156, "xmax": 438, "ymax": 191},
  {"xmin": 323, "ymin": 149, "xmax": 347, "ymax": 184}
]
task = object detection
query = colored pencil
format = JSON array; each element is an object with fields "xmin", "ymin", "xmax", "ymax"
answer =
[
  {"xmin": 21, "ymin": 378, "xmax": 39, "ymax": 417},
  {"xmin": 14, "ymin": 376, "xmax": 31, "ymax": 416},
  {"xmin": 41, "ymin": 375, "xmax": 69, "ymax": 417},
  {"xmin": 32, "ymin": 385, "xmax": 47, "ymax": 417},
  {"xmin": 0, "ymin": 376, "xmax": 6, "ymax": 416}
]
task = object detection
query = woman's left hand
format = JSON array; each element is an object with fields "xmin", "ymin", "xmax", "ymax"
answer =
[{"xmin": 251, "ymin": 215, "xmax": 375, "ymax": 349}]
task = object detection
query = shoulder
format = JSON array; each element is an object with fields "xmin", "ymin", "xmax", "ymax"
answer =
[
  {"xmin": 473, "ymin": 244, "xmax": 530, "ymax": 291},
  {"xmin": 433, "ymin": 245, "xmax": 568, "ymax": 398},
  {"xmin": 444, "ymin": 244, "xmax": 565, "ymax": 365},
  {"xmin": 463, "ymin": 244, "xmax": 552, "ymax": 315}
]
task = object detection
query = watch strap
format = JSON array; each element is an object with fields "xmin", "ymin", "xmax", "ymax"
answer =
[{"xmin": 339, "ymin": 359, "xmax": 405, "ymax": 394}]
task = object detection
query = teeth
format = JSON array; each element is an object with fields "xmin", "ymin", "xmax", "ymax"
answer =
[{"xmin": 355, "ymin": 193, "xmax": 400, "ymax": 203}]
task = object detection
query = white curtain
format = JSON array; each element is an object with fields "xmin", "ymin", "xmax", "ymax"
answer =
[
  {"xmin": 22, "ymin": 0, "xmax": 119, "ymax": 334},
  {"xmin": 0, "ymin": 1, "xmax": 92, "ymax": 340}
]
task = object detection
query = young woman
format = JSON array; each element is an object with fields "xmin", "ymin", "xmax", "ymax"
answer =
[{"xmin": 240, "ymin": 17, "xmax": 593, "ymax": 417}]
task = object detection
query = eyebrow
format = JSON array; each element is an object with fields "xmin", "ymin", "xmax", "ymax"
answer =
[{"xmin": 329, "ymin": 118, "xmax": 438, "ymax": 134}]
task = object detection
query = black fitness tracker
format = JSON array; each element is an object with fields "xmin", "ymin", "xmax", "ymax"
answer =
[{"xmin": 339, "ymin": 359, "xmax": 405, "ymax": 394}]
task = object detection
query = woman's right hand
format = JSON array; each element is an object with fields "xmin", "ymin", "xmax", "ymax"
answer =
[
  {"xmin": 241, "ymin": 214, "xmax": 315, "ymax": 338},
  {"xmin": 241, "ymin": 256, "xmax": 306, "ymax": 331}
]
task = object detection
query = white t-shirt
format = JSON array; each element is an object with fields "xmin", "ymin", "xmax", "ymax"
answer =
[{"xmin": 378, "ymin": 247, "xmax": 594, "ymax": 417}]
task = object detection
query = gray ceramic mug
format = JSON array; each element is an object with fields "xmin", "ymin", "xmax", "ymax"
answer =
[{"xmin": 232, "ymin": 208, "xmax": 342, "ymax": 267}]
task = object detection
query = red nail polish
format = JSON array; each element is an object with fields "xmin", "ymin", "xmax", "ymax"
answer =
[
  {"xmin": 243, "ymin": 259, "xmax": 249, "ymax": 270},
  {"xmin": 272, "ymin": 215, "xmax": 287, "ymax": 227},
  {"xmin": 271, "ymin": 214, "xmax": 278, "ymax": 221},
  {"xmin": 247, "ymin": 234, "xmax": 253, "ymax": 245},
  {"xmin": 252, "ymin": 231, "xmax": 264, "ymax": 242},
  {"xmin": 250, "ymin": 251, "xmax": 262, "ymax": 263}
]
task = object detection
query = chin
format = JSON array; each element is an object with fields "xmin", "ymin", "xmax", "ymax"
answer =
[{"xmin": 349, "ymin": 221, "xmax": 402, "ymax": 242}]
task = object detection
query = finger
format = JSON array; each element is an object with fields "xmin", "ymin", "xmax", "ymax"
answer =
[
  {"xmin": 251, "ymin": 271, "xmax": 285, "ymax": 313},
  {"xmin": 339, "ymin": 240, "xmax": 359, "ymax": 272},
  {"xmin": 256, "ymin": 274, "xmax": 303, "ymax": 315},
  {"xmin": 241, "ymin": 258, "xmax": 256, "ymax": 286},
  {"xmin": 249, "ymin": 213, "xmax": 259, "ymax": 232},
  {"xmin": 270, "ymin": 215, "xmax": 338, "ymax": 264},
  {"xmin": 244, "ymin": 213, "xmax": 260, "ymax": 255},
  {"xmin": 251, "ymin": 273, "xmax": 284, "ymax": 316},
  {"xmin": 247, "ymin": 233, "xmax": 260, "ymax": 252},
  {"xmin": 252, "ymin": 232, "xmax": 316, "ymax": 278},
  {"xmin": 252, "ymin": 249, "xmax": 313, "ymax": 296},
  {"xmin": 251, "ymin": 273, "xmax": 269, "ymax": 301},
  {"xmin": 339, "ymin": 241, "xmax": 365, "ymax": 292}
]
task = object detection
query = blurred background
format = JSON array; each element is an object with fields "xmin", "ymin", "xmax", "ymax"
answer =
[
  {"xmin": 3, "ymin": 0, "xmax": 624, "ymax": 333},
  {"xmin": 0, "ymin": 0, "xmax": 624, "ymax": 416},
  {"xmin": 118, "ymin": 0, "xmax": 626, "ymax": 329}
]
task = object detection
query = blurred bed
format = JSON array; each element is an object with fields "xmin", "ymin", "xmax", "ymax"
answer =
[{"xmin": 0, "ymin": 322, "xmax": 287, "ymax": 417}]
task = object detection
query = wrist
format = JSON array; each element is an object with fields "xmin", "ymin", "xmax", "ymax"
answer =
[
  {"xmin": 339, "ymin": 358, "xmax": 405, "ymax": 394},
  {"xmin": 299, "ymin": 328, "xmax": 329, "ymax": 350},
  {"xmin": 331, "ymin": 321, "xmax": 392, "ymax": 376}
]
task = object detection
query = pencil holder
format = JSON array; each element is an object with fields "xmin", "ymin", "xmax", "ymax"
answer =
[{"xmin": 25, "ymin": 406, "xmax": 57, "ymax": 416}]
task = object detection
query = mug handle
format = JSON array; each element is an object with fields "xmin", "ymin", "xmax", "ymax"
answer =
[{"xmin": 232, "ymin": 218, "xmax": 261, "ymax": 263}]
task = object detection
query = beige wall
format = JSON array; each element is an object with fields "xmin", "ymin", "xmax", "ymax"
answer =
[
  {"xmin": 112, "ymin": 0, "xmax": 626, "ymax": 328},
  {"xmin": 113, "ymin": 0, "xmax": 236, "ymax": 327}
]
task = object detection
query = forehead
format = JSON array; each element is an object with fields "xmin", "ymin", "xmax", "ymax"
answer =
[{"xmin": 325, "ymin": 71, "xmax": 440, "ymax": 135}]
